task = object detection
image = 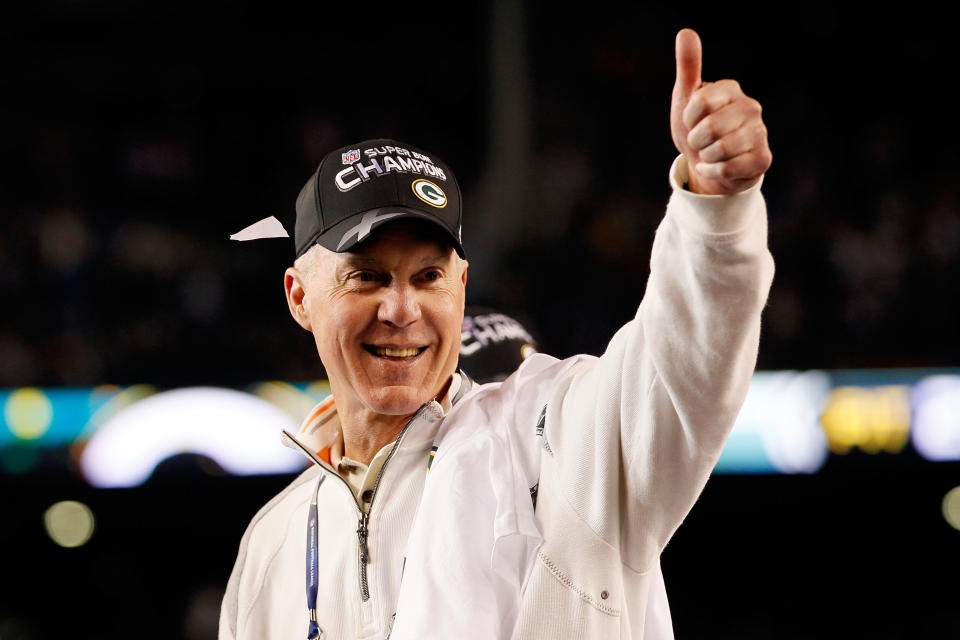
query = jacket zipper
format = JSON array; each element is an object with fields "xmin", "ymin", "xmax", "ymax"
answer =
[
  {"xmin": 356, "ymin": 511, "xmax": 370, "ymax": 600},
  {"xmin": 279, "ymin": 434, "xmax": 369, "ymax": 597},
  {"xmin": 284, "ymin": 402, "xmax": 441, "ymax": 604},
  {"xmin": 355, "ymin": 406, "xmax": 429, "ymax": 601}
]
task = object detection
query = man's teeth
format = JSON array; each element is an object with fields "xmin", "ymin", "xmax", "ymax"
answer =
[{"xmin": 375, "ymin": 347, "xmax": 420, "ymax": 357}]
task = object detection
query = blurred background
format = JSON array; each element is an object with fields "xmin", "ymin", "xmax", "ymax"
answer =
[{"xmin": 2, "ymin": 1, "xmax": 959, "ymax": 638}]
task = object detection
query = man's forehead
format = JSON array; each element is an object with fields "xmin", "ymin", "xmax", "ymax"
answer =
[{"xmin": 339, "ymin": 250, "xmax": 452, "ymax": 267}]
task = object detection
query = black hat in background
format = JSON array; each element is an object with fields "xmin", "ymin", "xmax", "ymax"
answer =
[
  {"xmin": 294, "ymin": 138, "xmax": 464, "ymax": 259},
  {"xmin": 458, "ymin": 307, "xmax": 539, "ymax": 384}
]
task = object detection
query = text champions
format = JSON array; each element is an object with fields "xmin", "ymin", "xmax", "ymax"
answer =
[{"xmin": 335, "ymin": 145, "xmax": 448, "ymax": 192}]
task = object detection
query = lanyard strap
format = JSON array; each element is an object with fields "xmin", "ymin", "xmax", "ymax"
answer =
[{"xmin": 306, "ymin": 475, "xmax": 325, "ymax": 639}]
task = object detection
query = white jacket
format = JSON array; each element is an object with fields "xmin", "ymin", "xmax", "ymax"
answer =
[{"xmin": 219, "ymin": 156, "xmax": 774, "ymax": 639}]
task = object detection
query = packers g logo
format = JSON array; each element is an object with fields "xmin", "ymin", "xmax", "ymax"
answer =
[{"xmin": 411, "ymin": 179, "xmax": 447, "ymax": 208}]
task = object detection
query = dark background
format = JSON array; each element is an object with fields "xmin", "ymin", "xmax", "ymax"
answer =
[{"xmin": 1, "ymin": 1, "xmax": 958, "ymax": 638}]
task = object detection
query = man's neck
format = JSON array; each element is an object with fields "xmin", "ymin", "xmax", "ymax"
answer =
[
  {"xmin": 336, "ymin": 375, "xmax": 455, "ymax": 466},
  {"xmin": 340, "ymin": 411, "xmax": 411, "ymax": 466}
]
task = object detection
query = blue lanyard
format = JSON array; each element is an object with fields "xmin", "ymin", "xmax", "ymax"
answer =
[{"xmin": 306, "ymin": 476, "xmax": 324, "ymax": 639}]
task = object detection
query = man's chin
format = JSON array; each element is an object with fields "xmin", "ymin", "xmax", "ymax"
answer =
[{"xmin": 362, "ymin": 386, "xmax": 434, "ymax": 417}]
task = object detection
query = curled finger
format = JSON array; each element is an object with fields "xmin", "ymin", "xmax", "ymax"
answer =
[
  {"xmin": 686, "ymin": 101, "xmax": 754, "ymax": 151},
  {"xmin": 698, "ymin": 122, "xmax": 767, "ymax": 163},
  {"xmin": 682, "ymin": 78, "xmax": 743, "ymax": 130},
  {"xmin": 695, "ymin": 145, "xmax": 772, "ymax": 183}
]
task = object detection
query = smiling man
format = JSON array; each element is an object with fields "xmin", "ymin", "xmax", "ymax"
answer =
[
  {"xmin": 221, "ymin": 29, "xmax": 774, "ymax": 640},
  {"xmin": 286, "ymin": 219, "xmax": 468, "ymax": 463}
]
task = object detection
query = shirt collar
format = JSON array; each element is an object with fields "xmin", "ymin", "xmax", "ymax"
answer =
[{"xmin": 283, "ymin": 372, "xmax": 471, "ymax": 466}]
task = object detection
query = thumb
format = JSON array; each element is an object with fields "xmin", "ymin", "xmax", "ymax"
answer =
[{"xmin": 673, "ymin": 28, "xmax": 702, "ymax": 102}]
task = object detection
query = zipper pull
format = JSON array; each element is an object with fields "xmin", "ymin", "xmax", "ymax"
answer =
[{"xmin": 357, "ymin": 513, "xmax": 370, "ymax": 564}]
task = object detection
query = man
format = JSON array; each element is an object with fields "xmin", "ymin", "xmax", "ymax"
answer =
[{"xmin": 220, "ymin": 28, "xmax": 773, "ymax": 639}]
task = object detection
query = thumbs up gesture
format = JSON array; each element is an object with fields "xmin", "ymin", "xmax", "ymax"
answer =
[{"xmin": 670, "ymin": 29, "xmax": 771, "ymax": 195}]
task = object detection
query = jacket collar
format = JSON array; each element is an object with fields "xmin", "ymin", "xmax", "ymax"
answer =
[{"xmin": 281, "ymin": 371, "xmax": 474, "ymax": 468}]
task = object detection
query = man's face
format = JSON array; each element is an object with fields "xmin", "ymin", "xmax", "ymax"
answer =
[{"xmin": 286, "ymin": 221, "xmax": 467, "ymax": 419}]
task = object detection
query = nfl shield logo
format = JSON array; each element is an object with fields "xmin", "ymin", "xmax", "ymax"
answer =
[{"xmin": 342, "ymin": 149, "xmax": 361, "ymax": 164}]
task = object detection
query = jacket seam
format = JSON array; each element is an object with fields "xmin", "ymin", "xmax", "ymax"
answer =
[
  {"xmin": 548, "ymin": 361, "xmax": 662, "ymax": 578},
  {"xmin": 639, "ymin": 367, "xmax": 683, "ymax": 569},
  {"xmin": 544, "ymin": 360, "xmax": 622, "ymax": 553},
  {"xmin": 535, "ymin": 550, "xmax": 620, "ymax": 616}
]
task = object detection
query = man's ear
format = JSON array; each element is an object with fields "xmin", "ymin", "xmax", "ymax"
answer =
[
  {"xmin": 460, "ymin": 259, "xmax": 469, "ymax": 286},
  {"xmin": 284, "ymin": 267, "xmax": 312, "ymax": 331}
]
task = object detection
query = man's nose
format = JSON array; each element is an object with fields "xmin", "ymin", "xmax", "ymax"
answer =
[{"xmin": 377, "ymin": 283, "xmax": 421, "ymax": 328}]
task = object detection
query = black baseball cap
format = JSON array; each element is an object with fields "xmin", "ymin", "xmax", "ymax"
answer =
[
  {"xmin": 458, "ymin": 307, "xmax": 539, "ymax": 384},
  {"xmin": 294, "ymin": 138, "xmax": 464, "ymax": 259}
]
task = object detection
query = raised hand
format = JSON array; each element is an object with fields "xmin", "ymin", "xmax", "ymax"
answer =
[{"xmin": 670, "ymin": 28, "xmax": 772, "ymax": 195}]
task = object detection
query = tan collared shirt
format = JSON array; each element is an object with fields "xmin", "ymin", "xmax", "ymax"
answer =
[
  {"xmin": 328, "ymin": 433, "xmax": 391, "ymax": 505},
  {"xmin": 328, "ymin": 374, "xmax": 462, "ymax": 505}
]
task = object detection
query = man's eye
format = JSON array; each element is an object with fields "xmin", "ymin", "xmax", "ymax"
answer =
[
  {"xmin": 422, "ymin": 270, "xmax": 442, "ymax": 282},
  {"xmin": 352, "ymin": 271, "xmax": 379, "ymax": 284}
]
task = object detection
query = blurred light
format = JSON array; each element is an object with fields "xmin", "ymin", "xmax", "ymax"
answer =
[
  {"xmin": 252, "ymin": 381, "xmax": 322, "ymax": 422},
  {"xmin": 819, "ymin": 385, "xmax": 910, "ymax": 454},
  {"xmin": 303, "ymin": 380, "xmax": 332, "ymax": 402},
  {"xmin": 912, "ymin": 375, "xmax": 960, "ymax": 462},
  {"xmin": 4, "ymin": 387, "xmax": 53, "ymax": 440},
  {"xmin": 1, "ymin": 386, "xmax": 137, "ymax": 451},
  {"xmin": 81, "ymin": 384, "xmax": 156, "ymax": 438},
  {"xmin": 44, "ymin": 500, "xmax": 95, "ymax": 548},
  {"xmin": 942, "ymin": 487, "xmax": 960, "ymax": 531},
  {"xmin": 717, "ymin": 370, "xmax": 830, "ymax": 473},
  {"xmin": 80, "ymin": 386, "xmax": 306, "ymax": 488}
]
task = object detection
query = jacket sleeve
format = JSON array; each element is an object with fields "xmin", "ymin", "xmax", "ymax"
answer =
[{"xmin": 541, "ymin": 155, "xmax": 775, "ymax": 572}]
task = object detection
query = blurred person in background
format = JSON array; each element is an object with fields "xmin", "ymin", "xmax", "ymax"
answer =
[
  {"xmin": 458, "ymin": 306, "xmax": 539, "ymax": 383},
  {"xmin": 221, "ymin": 28, "xmax": 773, "ymax": 639}
]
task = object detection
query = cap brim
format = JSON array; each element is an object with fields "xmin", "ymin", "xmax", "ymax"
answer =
[{"xmin": 307, "ymin": 206, "xmax": 465, "ymax": 258}]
